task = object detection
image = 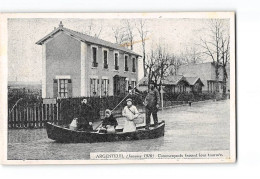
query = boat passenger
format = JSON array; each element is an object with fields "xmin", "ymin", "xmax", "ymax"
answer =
[
  {"xmin": 122, "ymin": 98, "xmax": 139, "ymax": 132},
  {"xmin": 77, "ymin": 98, "xmax": 94, "ymax": 131},
  {"xmin": 143, "ymin": 80, "xmax": 160, "ymax": 130},
  {"xmin": 100, "ymin": 109, "xmax": 118, "ymax": 133}
]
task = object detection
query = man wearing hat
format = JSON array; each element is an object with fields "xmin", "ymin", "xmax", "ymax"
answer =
[{"xmin": 143, "ymin": 81, "xmax": 160, "ymax": 130}]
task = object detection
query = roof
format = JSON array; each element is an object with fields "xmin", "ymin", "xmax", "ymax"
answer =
[
  {"xmin": 162, "ymin": 75, "xmax": 186, "ymax": 85},
  {"xmin": 178, "ymin": 62, "xmax": 216, "ymax": 81},
  {"xmin": 185, "ymin": 77, "xmax": 204, "ymax": 86},
  {"xmin": 139, "ymin": 75, "xmax": 204, "ymax": 86},
  {"xmin": 36, "ymin": 22, "xmax": 141, "ymax": 57},
  {"xmin": 139, "ymin": 75, "xmax": 187, "ymax": 86}
]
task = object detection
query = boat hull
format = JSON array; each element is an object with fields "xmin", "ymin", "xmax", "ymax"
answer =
[{"xmin": 46, "ymin": 121, "xmax": 165, "ymax": 143}]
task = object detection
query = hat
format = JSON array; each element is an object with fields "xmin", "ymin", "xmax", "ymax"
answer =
[
  {"xmin": 126, "ymin": 98, "xmax": 132, "ymax": 102},
  {"xmin": 105, "ymin": 109, "xmax": 112, "ymax": 116}
]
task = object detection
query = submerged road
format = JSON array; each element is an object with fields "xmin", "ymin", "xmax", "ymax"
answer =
[{"xmin": 8, "ymin": 100, "xmax": 230, "ymax": 160}]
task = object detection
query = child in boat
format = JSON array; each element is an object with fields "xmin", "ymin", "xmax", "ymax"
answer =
[
  {"xmin": 101, "ymin": 109, "xmax": 118, "ymax": 133},
  {"xmin": 122, "ymin": 98, "xmax": 139, "ymax": 132}
]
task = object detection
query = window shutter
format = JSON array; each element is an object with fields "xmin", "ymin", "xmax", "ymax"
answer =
[
  {"xmin": 96, "ymin": 80, "xmax": 99, "ymax": 96},
  {"xmin": 68, "ymin": 79, "xmax": 72, "ymax": 97},
  {"xmin": 53, "ymin": 79, "xmax": 58, "ymax": 98},
  {"xmin": 106, "ymin": 80, "xmax": 109, "ymax": 96},
  {"xmin": 90, "ymin": 79, "xmax": 93, "ymax": 96}
]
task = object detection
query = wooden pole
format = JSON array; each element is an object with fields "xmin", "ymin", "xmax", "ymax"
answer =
[
  {"xmin": 161, "ymin": 84, "xmax": 163, "ymax": 110},
  {"xmin": 34, "ymin": 104, "xmax": 37, "ymax": 128}
]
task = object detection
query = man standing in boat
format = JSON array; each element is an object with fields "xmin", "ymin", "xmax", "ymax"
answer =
[
  {"xmin": 143, "ymin": 81, "xmax": 160, "ymax": 130},
  {"xmin": 77, "ymin": 98, "xmax": 94, "ymax": 131}
]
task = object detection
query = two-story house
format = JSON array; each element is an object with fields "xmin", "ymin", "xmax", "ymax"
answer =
[{"xmin": 36, "ymin": 22, "xmax": 141, "ymax": 98}]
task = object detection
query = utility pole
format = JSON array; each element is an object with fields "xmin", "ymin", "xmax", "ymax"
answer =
[{"xmin": 160, "ymin": 84, "xmax": 163, "ymax": 110}]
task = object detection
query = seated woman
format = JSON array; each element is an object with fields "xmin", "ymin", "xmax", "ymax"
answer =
[
  {"xmin": 122, "ymin": 98, "xmax": 139, "ymax": 133},
  {"xmin": 100, "ymin": 109, "xmax": 118, "ymax": 133}
]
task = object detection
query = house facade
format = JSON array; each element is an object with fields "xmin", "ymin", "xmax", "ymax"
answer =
[
  {"xmin": 36, "ymin": 22, "xmax": 140, "ymax": 98},
  {"xmin": 177, "ymin": 62, "xmax": 229, "ymax": 93}
]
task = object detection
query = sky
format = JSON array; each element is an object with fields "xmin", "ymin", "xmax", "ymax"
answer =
[{"xmin": 8, "ymin": 18, "xmax": 229, "ymax": 82}]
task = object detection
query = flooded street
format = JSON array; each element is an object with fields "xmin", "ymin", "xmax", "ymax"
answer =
[{"xmin": 8, "ymin": 100, "xmax": 230, "ymax": 160}]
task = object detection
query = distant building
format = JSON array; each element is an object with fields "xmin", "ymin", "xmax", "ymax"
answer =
[
  {"xmin": 36, "ymin": 22, "xmax": 141, "ymax": 98},
  {"xmin": 162, "ymin": 75, "xmax": 191, "ymax": 93},
  {"xmin": 138, "ymin": 75, "xmax": 204, "ymax": 94},
  {"xmin": 177, "ymin": 62, "xmax": 230, "ymax": 93},
  {"xmin": 185, "ymin": 77, "xmax": 204, "ymax": 93}
]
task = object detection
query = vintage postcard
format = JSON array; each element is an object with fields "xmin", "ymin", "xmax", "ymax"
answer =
[{"xmin": 0, "ymin": 12, "xmax": 236, "ymax": 164}]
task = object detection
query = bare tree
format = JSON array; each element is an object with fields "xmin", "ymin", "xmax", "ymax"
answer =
[
  {"xmin": 124, "ymin": 20, "xmax": 135, "ymax": 50},
  {"xmin": 95, "ymin": 24, "xmax": 103, "ymax": 38},
  {"xmin": 184, "ymin": 45, "xmax": 203, "ymax": 64},
  {"xmin": 136, "ymin": 19, "xmax": 149, "ymax": 76},
  {"xmin": 146, "ymin": 44, "xmax": 176, "ymax": 88},
  {"xmin": 112, "ymin": 26, "xmax": 127, "ymax": 45},
  {"xmin": 169, "ymin": 54, "xmax": 184, "ymax": 76},
  {"xmin": 145, "ymin": 51, "xmax": 156, "ymax": 87},
  {"xmin": 200, "ymin": 19, "xmax": 225, "ymax": 94},
  {"xmin": 84, "ymin": 20, "xmax": 103, "ymax": 38},
  {"xmin": 220, "ymin": 35, "xmax": 230, "ymax": 96}
]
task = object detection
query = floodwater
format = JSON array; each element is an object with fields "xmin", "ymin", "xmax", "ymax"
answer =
[{"xmin": 7, "ymin": 100, "xmax": 230, "ymax": 160}]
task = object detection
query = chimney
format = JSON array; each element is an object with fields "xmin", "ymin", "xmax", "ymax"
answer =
[{"xmin": 59, "ymin": 21, "xmax": 64, "ymax": 28}]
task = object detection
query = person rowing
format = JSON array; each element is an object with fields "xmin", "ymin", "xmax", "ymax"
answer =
[{"xmin": 143, "ymin": 80, "xmax": 160, "ymax": 130}]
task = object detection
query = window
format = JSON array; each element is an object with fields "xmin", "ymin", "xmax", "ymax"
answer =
[
  {"xmin": 125, "ymin": 79, "xmax": 129, "ymax": 92},
  {"xmin": 124, "ymin": 55, "xmax": 128, "ymax": 71},
  {"xmin": 103, "ymin": 50, "xmax": 108, "ymax": 69},
  {"xmin": 90, "ymin": 78, "xmax": 98, "ymax": 96},
  {"xmin": 53, "ymin": 76, "xmax": 72, "ymax": 98},
  {"xmin": 208, "ymin": 81, "xmax": 214, "ymax": 93},
  {"xmin": 132, "ymin": 58, "xmax": 136, "ymax": 72},
  {"xmin": 114, "ymin": 53, "xmax": 119, "ymax": 70},
  {"xmin": 131, "ymin": 80, "xmax": 136, "ymax": 88},
  {"xmin": 59, "ymin": 79, "xmax": 68, "ymax": 98},
  {"xmin": 101, "ymin": 79, "xmax": 109, "ymax": 96},
  {"xmin": 92, "ymin": 47, "xmax": 98, "ymax": 67}
]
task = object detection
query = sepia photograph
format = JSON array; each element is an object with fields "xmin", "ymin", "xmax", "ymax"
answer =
[{"xmin": 0, "ymin": 12, "xmax": 236, "ymax": 164}]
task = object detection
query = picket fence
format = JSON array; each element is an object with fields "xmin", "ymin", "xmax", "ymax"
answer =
[{"xmin": 8, "ymin": 103, "xmax": 60, "ymax": 129}]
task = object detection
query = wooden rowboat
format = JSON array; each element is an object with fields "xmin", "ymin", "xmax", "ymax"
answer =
[{"xmin": 46, "ymin": 121, "xmax": 165, "ymax": 143}]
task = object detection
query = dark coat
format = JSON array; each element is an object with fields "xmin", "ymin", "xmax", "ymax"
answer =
[
  {"xmin": 144, "ymin": 88, "xmax": 160, "ymax": 109},
  {"xmin": 102, "ymin": 115, "xmax": 118, "ymax": 128},
  {"xmin": 77, "ymin": 103, "xmax": 93, "ymax": 123}
]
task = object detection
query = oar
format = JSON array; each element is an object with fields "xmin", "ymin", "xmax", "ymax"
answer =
[
  {"xmin": 92, "ymin": 96, "xmax": 130, "ymax": 131},
  {"xmin": 93, "ymin": 120, "xmax": 103, "ymax": 130},
  {"xmin": 93, "ymin": 83, "xmax": 144, "ymax": 130},
  {"xmin": 111, "ymin": 92, "xmax": 131, "ymax": 113},
  {"xmin": 93, "ymin": 94, "xmax": 131, "ymax": 130}
]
